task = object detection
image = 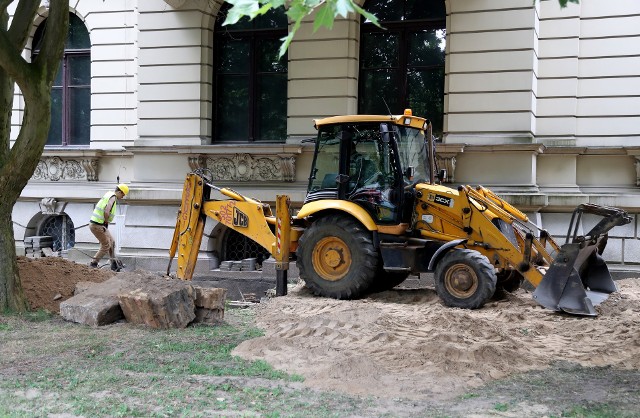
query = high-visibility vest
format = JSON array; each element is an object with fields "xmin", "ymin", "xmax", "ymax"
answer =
[{"xmin": 90, "ymin": 191, "xmax": 117, "ymax": 224}]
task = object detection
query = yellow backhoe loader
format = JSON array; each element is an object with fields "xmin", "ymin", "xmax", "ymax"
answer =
[{"xmin": 168, "ymin": 110, "xmax": 631, "ymax": 316}]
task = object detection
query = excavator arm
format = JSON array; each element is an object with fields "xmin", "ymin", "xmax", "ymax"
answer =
[
  {"xmin": 457, "ymin": 186, "xmax": 631, "ymax": 316},
  {"xmin": 167, "ymin": 171, "xmax": 292, "ymax": 287}
]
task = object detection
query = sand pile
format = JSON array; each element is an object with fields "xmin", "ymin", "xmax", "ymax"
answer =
[{"xmin": 232, "ymin": 279, "xmax": 640, "ymax": 400}]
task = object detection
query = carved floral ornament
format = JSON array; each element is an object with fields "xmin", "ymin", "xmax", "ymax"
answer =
[
  {"xmin": 188, "ymin": 153, "xmax": 297, "ymax": 182},
  {"xmin": 32, "ymin": 156, "xmax": 98, "ymax": 182}
]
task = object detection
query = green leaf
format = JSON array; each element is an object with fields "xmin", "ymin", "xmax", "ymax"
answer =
[
  {"xmin": 279, "ymin": 32, "xmax": 294, "ymax": 58},
  {"xmin": 255, "ymin": 3, "xmax": 273, "ymax": 17},
  {"xmin": 335, "ymin": 0, "xmax": 355, "ymax": 18},
  {"xmin": 278, "ymin": 18, "xmax": 302, "ymax": 58},
  {"xmin": 269, "ymin": 0, "xmax": 286, "ymax": 7},
  {"xmin": 286, "ymin": 2, "xmax": 310, "ymax": 22},
  {"xmin": 313, "ymin": 3, "xmax": 336, "ymax": 32},
  {"xmin": 353, "ymin": 3, "xmax": 381, "ymax": 28},
  {"xmin": 223, "ymin": 0, "xmax": 261, "ymax": 26}
]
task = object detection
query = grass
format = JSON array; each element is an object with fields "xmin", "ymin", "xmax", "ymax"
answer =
[
  {"xmin": 0, "ymin": 308, "xmax": 371, "ymax": 418},
  {"xmin": 1, "ymin": 308, "xmax": 638, "ymax": 417}
]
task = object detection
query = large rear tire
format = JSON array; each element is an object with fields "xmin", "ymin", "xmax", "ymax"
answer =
[
  {"xmin": 434, "ymin": 249, "xmax": 497, "ymax": 309},
  {"xmin": 297, "ymin": 214, "xmax": 377, "ymax": 299}
]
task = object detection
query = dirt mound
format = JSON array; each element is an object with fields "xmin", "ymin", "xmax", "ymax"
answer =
[
  {"xmin": 232, "ymin": 279, "xmax": 640, "ymax": 400},
  {"xmin": 17, "ymin": 256, "xmax": 115, "ymax": 313}
]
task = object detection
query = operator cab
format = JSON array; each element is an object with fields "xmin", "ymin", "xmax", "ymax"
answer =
[{"xmin": 306, "ymin": 112, "xmax": 433, "ymax": 225}]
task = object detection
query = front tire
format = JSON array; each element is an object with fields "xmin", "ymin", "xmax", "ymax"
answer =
[
  {"xmin": 297, "ymin": 214, "xmax": 377, "ymax": 299},
  {"xmin": 434, "ymin": 249, "xmax": 497, "ymax": 309}
]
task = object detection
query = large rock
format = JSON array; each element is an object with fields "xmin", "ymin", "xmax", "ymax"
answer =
[
  {"xmin": 60, "ymin": 274, "xmax": 149, "ymax": 326},
  {"xmin": 61, "ymin": 272, "xmax": 228, "ymax": 328},
  {"xmin": 118, "ymin": 279, "xmax": 196, "ymax": 329},
  {"xmin": 192, "ymin": 286, "xmax": 227, "ymax": 324}
]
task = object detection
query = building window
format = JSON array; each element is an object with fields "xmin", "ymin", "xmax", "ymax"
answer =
[
  {"xmin": 32, "ymin": 13, "xmax": 91, "ymax": 147},
  {"xmin": 359, "ymin": 0, "xmax": 446, "ymax": 136},
  {"xmin": 38, "ymin": 215, "xmax": 76, "ymax": 252},
  {"xmin": 214, "ymin": 5, "xmax": 288, "ymax": 142}
]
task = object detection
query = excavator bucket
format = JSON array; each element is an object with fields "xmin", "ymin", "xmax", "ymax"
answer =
[{"xmin": 533, "ymin": 204, "xmax": 631, "ymax": 316}]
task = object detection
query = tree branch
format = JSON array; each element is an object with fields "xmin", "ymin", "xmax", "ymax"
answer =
[
  {"xmin": 33, "ymin": 1, "xmax": 67, "ymax": 86},
  {"xmin": 0, "ymin": 0, "xmax": 13, "ymax": 15},
  {"xmin": 8, "ymin": 0, "xmax": 39, "ymax": 48},
  {"xmin": 0, "ymin": 24, "xmax": 30, "ymax": 86}
]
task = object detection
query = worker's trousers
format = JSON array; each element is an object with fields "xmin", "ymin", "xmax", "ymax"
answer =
[{"xmin": 89, "ymin": 222, "xmax": 115, "ymax": 262}]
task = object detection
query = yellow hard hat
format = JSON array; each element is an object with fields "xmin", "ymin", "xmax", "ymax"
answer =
[{"xmin": 117, "ymin": 184, "xmax": 129, "ymax": 195}]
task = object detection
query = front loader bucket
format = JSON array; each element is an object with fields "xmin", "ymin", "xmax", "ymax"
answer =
[
  {"xmin": 533, "ymin": 203, "xmax": 631, "ymax": 316},
  {"xmin": 533, "ymin": 236, "xmax": 616, "ymax": 316}
]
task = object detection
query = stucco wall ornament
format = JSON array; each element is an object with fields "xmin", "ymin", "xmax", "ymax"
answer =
[
  {"xmin": 635, "ymin": 157, "xmax": 640, "ymax": 186},
  {"xmin": 39, "ymin": 197, "xmax": 68, "ymax": 215},
  {"xmin": 189, "ymin": 153, "xmax": 297, "ymax": 182},
  {"xmin": 32, "ymin": 157, "xmax": 99, "ymax": 182}
]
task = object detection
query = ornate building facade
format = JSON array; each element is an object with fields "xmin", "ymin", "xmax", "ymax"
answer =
[{"xmin": 11, "ymin": 0, "xmax": 640, "ymax": 271}]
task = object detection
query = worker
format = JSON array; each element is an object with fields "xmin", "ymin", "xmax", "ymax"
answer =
[
  {"xmin": 89, "ymin": 184, "xmax": 129, "ymax": 271},
  {"xmin": 349, "ymin": 141, "xmax": 381, "ymax": 192}
]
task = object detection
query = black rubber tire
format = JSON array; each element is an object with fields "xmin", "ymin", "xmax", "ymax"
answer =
[
  {"xmin": 369, "ymin": 266, "xmax": 410, "ymax": 293},
  {"xmin": 434, "ymin": 249, "xmax": 497, "ymax": 309},
  {"xmin": 496, "ymin": 270, "xmax": 524, "ymax": 293},
  {"xmin": 297, "ymin": 214, "xmax": 378, "ymax": 299}
]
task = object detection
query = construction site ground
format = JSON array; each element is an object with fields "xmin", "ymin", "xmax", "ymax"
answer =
[{"xmin": 2, "ymin": 256, "xmax": 640, "ymax": 417}]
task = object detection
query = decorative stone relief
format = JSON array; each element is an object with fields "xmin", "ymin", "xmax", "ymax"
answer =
[
  {"xmin": 635, "ymin": 157, "xmax": 640, "ymax": 186},
  {"xmin": 189, "ymin": 153, "xmax": 297, "ymax": 182},
  {"xmin": 39, "ymin": 197, "xmax": 68, "ymax": 215},
  {"xmin": 32, "ymin": 157, "xmax": 99, "ymax": 182}
]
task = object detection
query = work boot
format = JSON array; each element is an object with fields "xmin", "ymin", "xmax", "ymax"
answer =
[
  {"xmin": 89, "ymin": 261, "xmax": 98, "ymax": 268},
  {"xmin": 110, "ymin": 260, "xmax": 122, "ymax": 272}
]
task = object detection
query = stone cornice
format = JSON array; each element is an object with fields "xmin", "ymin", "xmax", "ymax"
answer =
[{"xmin": 124, "ymin": 144, "xmax": 303, "ymax": 155}]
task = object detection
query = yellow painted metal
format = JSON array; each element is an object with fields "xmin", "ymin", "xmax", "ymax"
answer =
[
  {"xmin": 173, "ymin": 173, "xmax": 205, "ymax": 280},
  {"xmin": 170, "ymin": 173, "xmax": 281, "ymax": 281},
  {"xmin": 471, "ymin": 186, "xmax": 529, "ymax": 222},
  {"xmin": 312, "ymin": 236, "xmax": 352, "ymax": 281},
  {"xmin": 274, "ymin": 195, "xmax": 291, "ymax": 269},
  {"xmin": 201, "ymin": 199, "xmax": 277, "ymax": 256},
  {"xmin": 314, "ymin": 113, "xmax": 427, "ymax": 131},
  {"xmin": 296, "ymin": 200, "xmax": 378, "ymax": 231},
  {"xmin": 413, "ymin": 181, "xmax": 549, "ymax": 288}
]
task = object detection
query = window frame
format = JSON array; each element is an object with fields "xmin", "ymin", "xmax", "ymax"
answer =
[
  {"xmin": 32, "ymin": 14, "xmax": 91, "ymax": 148},
  {"xmin": 359, "ymin": 1, "xmax": 446, "ymax": 134},
  {"xmin": 213, "ymin": 11, "xmax": 288, "ymax": 143}
]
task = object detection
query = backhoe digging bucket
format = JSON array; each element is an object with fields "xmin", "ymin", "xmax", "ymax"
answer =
[{"xmin": 533, "ymin": 204, "xmax": 631, "ymax": 316}]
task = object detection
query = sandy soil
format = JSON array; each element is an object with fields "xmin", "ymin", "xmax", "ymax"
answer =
[
  {"xmin": 17, "ymin": 256, "xmax": 115, "ymax": 313},
  {"xmin": 15, "ymin": 256, "xmax": 640, "ymax": 407},
  {"xmin": 232, "ymin": 278, "xmax": 640, "ymax": 401}
]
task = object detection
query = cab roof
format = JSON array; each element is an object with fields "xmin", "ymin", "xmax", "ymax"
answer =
[{"xmin": 314, "ymin": 113, "xmax": 428, "ymax": 131}]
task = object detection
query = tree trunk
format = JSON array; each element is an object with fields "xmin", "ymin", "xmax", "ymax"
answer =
[
  {"xmin": 0, "ymin": 1, "xmax": 67, "ymax": 313},
  {"xmin": 0, "ymin": 205, "xmax": 28, "ymax": 312}
]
